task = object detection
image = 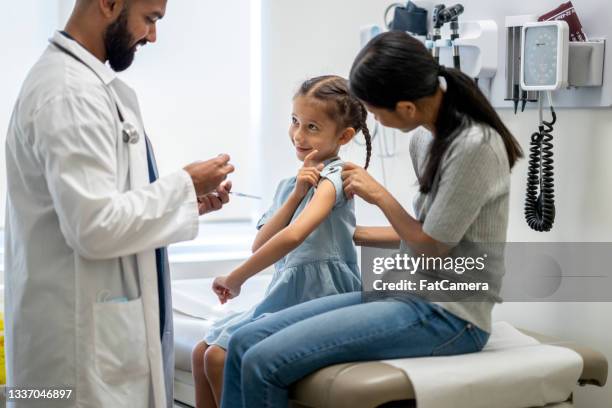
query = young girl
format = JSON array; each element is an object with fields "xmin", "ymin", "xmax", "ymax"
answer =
[{"xmin": 191, "ymin": 75, "xmax": 372, "ymax": 408}]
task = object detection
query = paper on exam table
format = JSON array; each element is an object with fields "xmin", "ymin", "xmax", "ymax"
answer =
[
  {"xmin": 382, "ymin": 321, "xmax": 583, "ymax": 408},
  {"xmin": 172, "ymin": 275, "xmax": 273, "ymax": 320}
]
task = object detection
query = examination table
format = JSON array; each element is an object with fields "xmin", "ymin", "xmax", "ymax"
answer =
[{"xmin": 172, "ymin": 278, "xmax": 608, "ymax": 408}]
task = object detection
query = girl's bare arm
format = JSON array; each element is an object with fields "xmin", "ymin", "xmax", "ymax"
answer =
[
  {"xmin": 251, "ymin": 190, "xmax": 305, "ymax": 252},
  {"xmin": 229, "ymin": 179, "xmax": 336, "ymax": 286}
]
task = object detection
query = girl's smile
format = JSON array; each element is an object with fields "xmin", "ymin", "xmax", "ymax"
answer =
[
  {"xmin": 295, "ymin": 146, "xmax": 314, "ymax": 155},
  {"xmin": 289, "ymin": 95, "xmax": 344, "ymax": 163}
]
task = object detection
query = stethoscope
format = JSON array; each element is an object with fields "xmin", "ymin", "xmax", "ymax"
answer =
[
  {"xmin": 50, "ymin": 38, "xmax": 140, "ymax": 146},
  {"xmin": 116, "ymin": 108, "xmax": 140, "ymax": 144}
]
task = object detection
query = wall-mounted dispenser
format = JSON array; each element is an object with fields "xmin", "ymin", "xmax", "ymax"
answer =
[{"xmin": 567, "ymin": 39, "xmax": 605, "ymax": 87}]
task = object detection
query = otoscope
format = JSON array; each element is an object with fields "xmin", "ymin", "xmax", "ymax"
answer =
[
  {"xmin": 431, "ymin": 4, "xmax": 446, "ymax": 64},
  {"xmin": 438, "ymin": 4, "xmax": 465, "ymax": 70}
]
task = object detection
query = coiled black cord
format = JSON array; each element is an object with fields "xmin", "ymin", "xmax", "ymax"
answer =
[{"xmin": 525, "ymin": 105, "xmax": 556, "ymax": 232}]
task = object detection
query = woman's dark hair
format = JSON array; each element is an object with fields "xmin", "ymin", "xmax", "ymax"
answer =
[
  {"xmin": 349, "ymin": 31, "xmax": 523, "ymax": 193},
  {"xmin": 296, "ymin": 75, "xmax": 372, "ymax": 169}
]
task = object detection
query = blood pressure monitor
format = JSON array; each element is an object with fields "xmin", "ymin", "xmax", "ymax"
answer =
[{"xmin": 520, "ymin": 21, "xmax": 569, "ymax": 91}]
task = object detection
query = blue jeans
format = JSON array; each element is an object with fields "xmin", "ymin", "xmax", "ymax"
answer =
[{"xmin": 221, "ymin": 291, "xmax": 489, "ymax": 408}]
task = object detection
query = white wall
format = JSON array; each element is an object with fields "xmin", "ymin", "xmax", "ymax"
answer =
[
  {"xmin": 120, "ymin": 0, "xmax": 257, "ymax": 221},
  {"xmin": 494, "ymin": 108, "xmax": 612, "ymax": 407},
  {"xmin": 2, "ymin": 0, "xmax": 258, "ymax": 225},
  {"xmin": 261, "ymin": 1, "xmax": 611, "ymax": 406}
]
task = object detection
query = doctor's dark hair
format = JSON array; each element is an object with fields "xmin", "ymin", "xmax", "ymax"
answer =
[
  {"xmin": 349, "ymin": 31, "xmax": 523, "ymax": 193},
  {"xmin": 296, "ymin": 75, "xmax": 372, "ymax": 169}
]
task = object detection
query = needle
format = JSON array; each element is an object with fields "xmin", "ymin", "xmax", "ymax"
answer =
[{"xmin": 229, "ymin": 191, "xmax": 262, "ymax": 200}]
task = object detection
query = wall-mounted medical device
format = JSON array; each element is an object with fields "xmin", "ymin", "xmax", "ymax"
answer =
[
  {"xmin": 521, "ymin": 21, "xmax": 570, "ymax": 91},
  {"xmin": 363, "ymin": 1, "xmax": 611, "ymax": 228},
  {"xmin": 371, "ymin": 2, "xmax": 500, "ymax": 84},
  {"xmin": 370, "ymin": 1, "xmax": 611, "ymax": 108},
  {"xmin": 518, "ymin": 21, "xmax": 569, "ymax": 231},
  {"xmin": 503, "ymin": 3, "xmax": 609, "ymax": 108},
  {"xmin": 517, "ymin": 17, "xmax": 606, "ymax": 232}
]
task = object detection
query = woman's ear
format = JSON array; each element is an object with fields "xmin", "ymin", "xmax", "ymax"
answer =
[
  {"xmin": 338, "ymin": 127, "xmax": 356, "ymax": 146},
  {"xmin": 395, "ymin": 101, "xmax": 417, "ymax": 121}
]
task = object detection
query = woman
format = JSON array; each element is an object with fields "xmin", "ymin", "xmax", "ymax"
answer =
[{"xmin": 220, "ymin": 31, "xmax": 523, "ymax": 408}]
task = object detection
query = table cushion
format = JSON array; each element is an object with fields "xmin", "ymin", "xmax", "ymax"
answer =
[{"xmin": 288, "ymin": 329, "xmax": 608, "ymax": 408}]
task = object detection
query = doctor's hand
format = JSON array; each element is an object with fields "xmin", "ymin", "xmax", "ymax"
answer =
[
  {"xmin": 197, "ymin": 180, "xmax": 232, "ymax": 215},
  {"xmin": 341, "ymin": 162, "xmax": 387, "ymax": 204},
  {"xmin": 184, "ymin": 154, "xmax": 234, "ymax": 196},
  {"xmin": 212, "ymin": 274, "xmax": 242, "ymax": 304},
  {"xmin": 294, "ymin": 150, "xmax": 324, "ymax": 199}
]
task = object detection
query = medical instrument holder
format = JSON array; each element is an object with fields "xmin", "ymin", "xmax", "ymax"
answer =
[
  {"xmin": 505, "ymin": 15, "xmax": 539, "ymax": 113},
  {"xmin": 372, "ymin": 0, "xmax": 612, "ymax": 107},
  {"xmin": 505, "ymin": 16, "xmax": 605, "ymax": 114},
  {"xmin": 424, "ymin": 19, "xmax": 498, "ymax": 81},
  {"xmin": 493, "ymin": 0, "xmax": 611, "ymax": 108}
]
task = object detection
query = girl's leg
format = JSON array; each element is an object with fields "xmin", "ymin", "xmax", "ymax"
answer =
[
  {"xmin": 225, "ymin": 297, "xmax": 488, "ymax": 408},
  {"xmin": 204, "ymin": 345, "xmax": 227, "ymax": 406},
  {"xmin": 192, "ymin": 341, "xmax": 217, "ymax": 408},
  {"xmin": 221, "ymin": 291, "xmax": 363, "ymax": 408}
]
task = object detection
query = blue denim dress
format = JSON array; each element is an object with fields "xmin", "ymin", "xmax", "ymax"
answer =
[{"xmin": 204, "ymin": 158, "xmax": 361, "ymax": 349}]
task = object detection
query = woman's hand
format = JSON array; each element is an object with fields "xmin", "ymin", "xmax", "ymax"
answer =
[
  {"xmin": 212, "ymin": 274, "xmax": 242, "ymax": 304},
  {"xmin": 342, "ymin": 162, "xmax": 387, "ymax": 204},
  {"xmin": 294, "ymin": 150, "xmax": 324, "ymax": 199}
]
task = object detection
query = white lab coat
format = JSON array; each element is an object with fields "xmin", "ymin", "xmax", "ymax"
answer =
[{"xmin": 3, "ymin": 31, "xmax": 199, "ymax": 407}]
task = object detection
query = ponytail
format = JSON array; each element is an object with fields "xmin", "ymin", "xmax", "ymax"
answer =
[
  {"xmin": 350, "ymin": 31, "xmax": 523, "ymax": 193},
  {"xmin": 432, "ymin": 66, "xmax": 523, "ymax": 192}
]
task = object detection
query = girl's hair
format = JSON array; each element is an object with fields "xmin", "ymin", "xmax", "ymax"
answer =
[
  {"xmin": 295, "ymin": 75, "xmax": 372, "ymax": 169},
  {"xmin": 349, "ymin": 31, "xmax": 523, "ymax": 193}
]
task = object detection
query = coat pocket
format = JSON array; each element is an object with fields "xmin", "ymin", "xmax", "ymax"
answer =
[{"xmin": 93, "ymin": 297, "xmax": 150, "ymax": 382}]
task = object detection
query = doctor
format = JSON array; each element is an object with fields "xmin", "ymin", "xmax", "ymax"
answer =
[{"xmin": 4, "ymin": 0, "xmax": 233, "ymax": 407}]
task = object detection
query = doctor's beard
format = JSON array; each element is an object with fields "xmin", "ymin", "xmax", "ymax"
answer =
[{"xmin": 104, "ymin": 4, "xmax": 147, "ymax": 72}]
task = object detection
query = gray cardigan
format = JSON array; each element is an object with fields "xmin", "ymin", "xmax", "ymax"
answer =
[{"xmin": 400, "ymin": 123, "xmax": 511, "ymax": 333}]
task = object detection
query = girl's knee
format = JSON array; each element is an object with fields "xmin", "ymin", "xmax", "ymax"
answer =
[
  {"xmin": 204, "ymin": 345, "xmax": 226, "ymax": 373},
  {"xmin": 192, "ymin": 341, "xmax": 208, "ymax": 370}
]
